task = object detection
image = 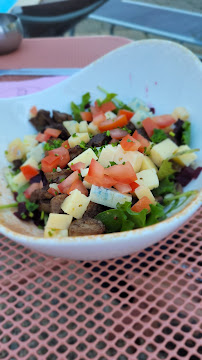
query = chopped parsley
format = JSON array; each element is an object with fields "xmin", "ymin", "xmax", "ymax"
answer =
[
  {"xmin": 44, "ymin": 139, "xmax": 62, "ymax": 151},
  {"xmin": 52, "ymin": 168, "xmax": 56, "ymax": 172},
  {"xmin": 127, "ymin": 139, "xmax": 132, "ymax": 142},
  {"xmin": 119, "ymin": 126, "xmax": 131, "ymax": 134},
  {"xmin": 79, "ymin": 141, "xmax": 87, "ymax": 150},
  {"xmin": 59, "ymin": 178, "xmax": 65, "ymax": 183},
  {"xmin": 109, "ymin": 161, "xmax": 117, "ymax": 166},
  {"xmin": 111, "ymin": 142, "xmax": 119, "ymax": 147},
  {"xmin": 106, "ymin": 130, "xmax": 111, "ymax": 136},
  {"xmin": 150, "ymin": 129, "xmax": 167, "ymax": 143},
  {"xmin": 72, "ymin": 133, "xmax": 78, "ymax": 138}
]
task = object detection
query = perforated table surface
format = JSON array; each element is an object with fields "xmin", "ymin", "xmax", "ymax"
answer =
[{"xmin": 0, "ymin": 36, "xmax": 201, "ymax": 360}]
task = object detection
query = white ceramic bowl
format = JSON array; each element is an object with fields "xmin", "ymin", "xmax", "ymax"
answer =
[{"xmin": 0, "ymin": 39, "xmax": 201, "ymax": 260}]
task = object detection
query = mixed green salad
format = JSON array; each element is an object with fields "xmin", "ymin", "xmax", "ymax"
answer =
[{"xmin": 1, "ymin": 88, "xmax": 201, "ymax": 237}]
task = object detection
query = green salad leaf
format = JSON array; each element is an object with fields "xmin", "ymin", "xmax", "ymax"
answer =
[
  {"xmin": 96, "ymin": 93, "xmax": 117, "ymax": 106},
  {"xmin": 146, "ymin": 203, "xmax": 166, "ymax": 226},
  {"xmin": 150, "ymin": 129, "xmax": 167, "ymax": 143},
  {"xmin": 71, "ymin": 92, "xmax": 91, "ymax": 122},
  {"xmin": 97, "ymin": 86, "xmax": 133, "ymax": 111},
  {"xmin": 153, "ymin": 177, "xmax": 175, "ymax": 196},
  {"xmin": 158, "ymin": 160, "xmax": 176, "ymax": 181},
  {"xmin": 182, "ymin": 120, "xmax": 191, "ymax": 145},
  {"xmin": 44, "ymin": 139, "xmax": 63, "ymax": 151}
]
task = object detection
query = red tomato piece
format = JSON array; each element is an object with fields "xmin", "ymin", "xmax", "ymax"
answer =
[
  {"xmin": 85, "ymin": 174, "xmax": 117, "ymax": 188},
  {"xmin": 48, "ymin": 188, "xmax": 59, "ymax": 196},
  {"xmin": 88, "ymin": 158, "xmax": 104, "ymax": 178},
  {"xmin": 118, "ymin": 109, "xmax": 134, "ymax": 120},
  {"xmin": 61, "ymin": 140, "xmax": 70, "ymax": 149},
  {"xmin": 80, "ymin": 112, "xmax": 93, "ymax": 122},
  {"xmin": 58, "ymin": 171, "xmax": 79, "ymax": 193},
  {"xmin": 41, "ymin": 155, "xmax": 60, "ymax": 173},
  {"xmin": 104, "ymin": 162, "xmax": 137, "ymax": 184},
  {"xmin": 93, "ymin": 113, "xmax": 106, "ymax": 125},
  {"xmin": 30, "ymin": 106, "xmax": 38, "ymax": 117},
  {"xmin": 44, "ymin": 128, "xmax": 61, "ymax": 138},
  {"xmin": 114, "ymin": 183, "xmax": 132, "ymax": 194},
  {"xmin": 67, "ymin": 178, "xmax": 88, "ymax": 196},
  {"xmin": 24, "ymin": 182, "xmax": 43, "ymax": 199},
  {"xmin": 132, "ymin": 130, "xmax": 150, "ymax": 153},
  {"xmin": 110, "ymin": 128, "xmax": 128, "ymax": 140},
  {"xmin": 36, "ymin": 132, "xmax": 50, "ymax": 143},
  {"xmin": 49, "ymin": 146, "xmax": 70, "ymax": 169},
  {"xmin": 98, "ymin": 114, "xmax": 128, "ymax": 132},
  {"xmin": 142, "ymin": 117, "xmax": 159, "ymax": 137},
  {"xmin": 20, "ymin": 165, "xmax": 39, "ymax": 180},
  {"xmin": 91, "ymin": 102, "xmax": 103, "ymax": 117},
  {"xmin": 70, "ymin": 162, "xmax": 86, "ymax": 172},
  {"xmin": 131, "ymin": 196, "xmax": 152, "ymax": 213},
  {"xmin": 130, "ymin": 181, "xmax": 140, "ymax": 193},
  {"xmin": 100, "ymin": 101, "xmax": 116, "ymax": 113},
  {"xmin": 120, "ymin": 134, "xmax": 141, "ymax": 151},
  {"xmin": 153, "ymin": 115, "xmax": 176, "ymax": 129}
]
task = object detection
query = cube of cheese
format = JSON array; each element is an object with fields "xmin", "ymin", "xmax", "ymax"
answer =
[
  {"xmin": 135, "ymin": 185, "xmax": 156, "ymax": 204},
  {"xmin": 130, "ymin": 110, "xmax": 152, "ymax": 129},
  {"xmin": 44, "ymin": 228, "xmax": 68, "ymax": 238},
  {"xmin": 128, "ymin": 97, "xmax": 150, "ymax": 112},
  {"xmin": 68, "ymin": 148, "xmax": 98, "ymax": 168},
  {"xmin": 23, "ymin": 157, "xmax": 39, "ymax": 169},
  {"xmin": 113, "ymin": 145, "xmax": 144, "ymax": 172},
  {"xmin": 63, "ymin": 120, "xmax": 79, "ymax": 135},
  {"xmin": 12, "ymin": 171, "xmax": 28, "ymax": 190},
  {"xmin": 61, "ymin": 189, "xmax": 90, "ymax": 219},
  {"xmin": 81, "ymin": 168, "xmax": 89, "ymax": 177},
  {"xmin": 27, "ymin": 143, "xmax": 45, "ymax": 163},
  {"xmin": 68, "ymin": 133, "xmax": 90, "ymax": 148},
  {"xmin": 49, "ymin": 183, "xmax": 60, "ymax": 192},
  {"xmin": 79, "ymin": 121, "xmax": 89, "ymax": 133},
  {"xmin": 98, "ymin": 145, "xmax": 118, "ymax": 167},
  {"xmin": 172, "ymin": 107, "xmax": 189, "ymax": 121},
  {"xmin": 150, "ymin": 139, "xmax": 178, "ymax": 167},
  {"xmin": 83, "ymin": 180, "xmax": 92, "ymax": 189},
  {"xmin": 90, "ymin": 185, "xmax": 132, "ymax": 209},
  {"xmin": 24, "ymin": 135, "xmax": 38, "ymax": 153},
  {"xmin": 105, "ymin": 111, "xmax": 116, "ymax": 120},
  {"xmin": 46, "ymin": 213, "xmax": 73, "ymax": 230},
  {"xmin": 136, "ymin": 169, "xmax": 159, "ymax": 190},
  {"xmin": 6, "ymin": 138, "xmax": 26, "ymax": 162},
  {"xmin": 88, "ymin": 122, "xmax": 100, "ymax": 135},
  {"xmin": 172, "ymin": 145, "xmax": 197, "ymax": 167},
  {"xmin": 140, "ymin": 156, "xmax": 158, "ymax": 172}
]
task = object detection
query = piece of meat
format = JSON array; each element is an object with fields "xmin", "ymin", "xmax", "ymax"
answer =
[
  {"xmin": 30, "ymin": 110, "xmax": 52, "ymax": 132},
  {"xmin": 50, "ymin": 194, "xmax": 67, "ymax": 214},
  {"xmin": 83, "ymin": 201, "xmax": 107, "ymax": 219},
  {"xmin": 30, "ymin": 170, "xmax": 48, "ymax": 187},
  {"xmin": 69, "ymin": 145, "xmax": 83, "ymax": 161},
  {"xmin": 12, "ymin": 159, "xmax": 23, "ymax": 172},
  {"xmin": 45, "ymin": 122, "xmax": 69, "ymax": 140},
  {"xmin": 52, "ymin": 110, "xmax": 72, "ymax": 123},
  {"xmin": 125, "ymin": 121, "xmax": 136, "ymax": 133},
  {"xmin": 87, "ymin": 133, "xmax": 111, "ymax": 148},
  {"xmin": 45, "ymin": 168, "xmax": 72, "ymax": 183},
  {"xmin": 137, "ymin": 127, "xmax": 150, "ymax": 141},
  {"xmin": 30, "ymin": 188, "xmax": 53, "ymax": 214},
  {"xmin": 68, "ymin": 218, "xmax": 105, "ymax": 236}
]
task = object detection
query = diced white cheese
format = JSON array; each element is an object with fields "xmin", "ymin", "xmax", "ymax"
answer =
[
  {"xmin": 136, "ymin": 169, "xmax": 159, "ymax": 190},
  {"xmin": 44, "ymin": 228, "xmax": 68, "ymax": 238},
  {"xmin": 128, "ymin": 97, "xmax": 150, "ymax": 112},
  {"xmin": 113, "ymin": 145, "xmax": 144, "ymax": 173},
  {"xmin": 81, "ymin": 168, "xmax": 89, "ymax": 177},
  {"xmin": 90, "ymin": 185, "xmax": 132, "ymax": 209},
  {"xmin": 6, "ymin": 138, "xmax": 26, "ymax": 162},
  {"xmin": 140, "ymin": 156, "xmax": 158, "ymax": 172},
  {"xmin": 23, "ymin": 157, "xmax": 39, "ymax": 169},
  {"xmin": 98, "ymin": 145, "xmax": 118, "ymax": 167},
  {"xmin": 12, "ymin": 171, "xmax": 28, "ymax": 190},
  {"xmin": 135, "ymin": 185, "xmax": 156, "ymax": 204},
  {"xmin": 88, "ymin": 122, "xmax": 100, "ymax": 135},
  {"xmin": 61, "ymin": 189, "xmax": 90, "ymax": 219},
  {"xmin": 68, "ymin": 133, "xmax": 90, "ymax": 148},
  {"xmin": 63, "ymin": 120, "xmax": 79, "ymax": 135},
  {"xmin": 79, "ymin": 121, "xmax": 89, "ymax": 133},
  {"xmin": 46, "ymin": 213, "xmax": 73, "ymax": 230},
  {"xmin": 150, "ymin": 139, "xmax": 178, "ymax": 167},
  {"xmin": 23, "ymin": 135, "xmax": 38, "ymax": 153},
  {"xmin": 83, "ymin": 180, "xmax": 92, "ymax": 189},
  {"xmin": 172, "ymin": 107, "xmax": 189, "ymax": 121},
  {"xmin": 130, "ymin": 110, "xmax": 153, "ymax": 129},
  {"xmin": 172, "ymin": 145, "xmax": 197, "ymax": 167},
  {"xmin": 49, "ymin": 183, "xmax": 60, "ymax": 192},
  {"xmin": 105, "ymin": 111, "xmax": 116, "ymax": 120},
  {"xmin": 68, "ymin": 148, "xmax": 98, "ymax": 168},
  {"xmin": 27, "ymin": 143, "xmax": 45, "ymax": 163}
]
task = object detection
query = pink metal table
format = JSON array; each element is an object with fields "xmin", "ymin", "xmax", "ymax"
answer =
[{"xmin": 0, "ymin": 36, "xmax": 201, "ymax": 360}]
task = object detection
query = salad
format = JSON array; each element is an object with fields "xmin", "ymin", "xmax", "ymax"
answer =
[{"xmin": 1, "ymin": 88, "xmax": 201, "ymax": 237}]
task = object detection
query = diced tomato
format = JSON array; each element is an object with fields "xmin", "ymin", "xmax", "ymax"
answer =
[
  {"xmin": 104, "ymin": 162, "xmax": 137, "ymax": 184},
  {"xmin": 44, "ymin": 128, "xmax": 61, "ymax": 138},
  {"xmin": 120, "ymin": 134, "xmax": 141, "ymax": 151},
  {"xmin": 24, "ymin": 182, "xmax": 43, "ymax": 199},
  {"xmin": 110, "ymin": 128, "xmax": 128, "ymax": 140},
  {"xmin": 41, "ymin": 155, "xmax": 60, "ymax": 173},
  {"xmin": 70, "ymin": 162, "xmax": 86, "ymax": 172},
  {"xmin": 114, "ymin": 183, "xmax": 132, "ymax": 194},
  {"xmin": 88, "ymin": 158, "xmax": 104, "ymax": 178},
  {"xmin": 129, "ymin": 181, "xmax": 140, "ymax": 193},
  {"xmin": 93, "ymin": 113, "xmax": 106, "ymax": 125},
  {"xmin": 80, "ymin": 112, "xmax": 93, "ymax": 122},
  {"xmin": 153, "ymin": 115, "xmax": 176, "ymax": 129},
  {"xmin": 118, "ymin": 109, "xmax": 134, "ymax": 120},
  {"xmin": 91, "ymin": 103, "xmax": 103, "ymax": 117},
  {"xmin": 132, "ymin": 130, "xmax": 150, "ymax": 153},
  {"xmin": 67, "ymin": 179, "xmax": 88, "ymax": 196},
  {"xmin": 131, "ymin": 196, "xmax": 152, "ymax": 213},
  {"xmin": 36, "ymin": 132, "xmax": 50, "ymax": 143},
  {"xmin": 98, "ymin": 114, "xmax": 128, "ymax": 132},
  {"xmin": 20, "ymin": 165, "xmax": 39, "ymax": 180},
  {"xmin": 48, "ymin": 188, "xmax": 59, "ymax": 196},
  {"xmin": 49, "ymin": 146, "xmax": 70, "ymax": 169},
  {"xmin": 85, "ymin": 174, "xmax": 117, "ymax": 188},
  {"xmin": 30, "ymin": 106, "xmax": 38, "ymax": 117},
  {"xmin": 61, "ymin": 140, "xmax": 70, "ymax": 149},
  {"xmin": 142, "ymin": 117, "xmax": 160, "ymax": 137},
  {"xmin": 100, "ymin": 101, "xmax": 116, "ymax": 113},
  {"xmin": 58, "ymin": 171, "xmax": 79, "ymax": 193}
]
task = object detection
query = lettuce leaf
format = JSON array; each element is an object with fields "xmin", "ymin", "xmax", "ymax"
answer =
[
  {"xmin": 146, "ymin": 203, "xmax": 166, "ymax": 226},
  {"xmin": 182, "ymin": 121, "xmax": 191, "ymax": 145},
  {"xmin": 150, "ymin": 129, "xmax": 167, "ymax": 143},
  {"xmin": 158, "ymin": 160, "xmax": 176, "ymax": 181},
  {"xmin": 153, "ymin": 177, "xmax": 175, "ymax": 196},
  {"xmin": 71, "ymin": 92, "xmax": 91, "ymax": 122}
]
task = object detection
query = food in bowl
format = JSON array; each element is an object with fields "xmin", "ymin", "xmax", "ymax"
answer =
[{"xmin": 2, "ymin": 88, "xmax": 201, "ymax": 238}]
